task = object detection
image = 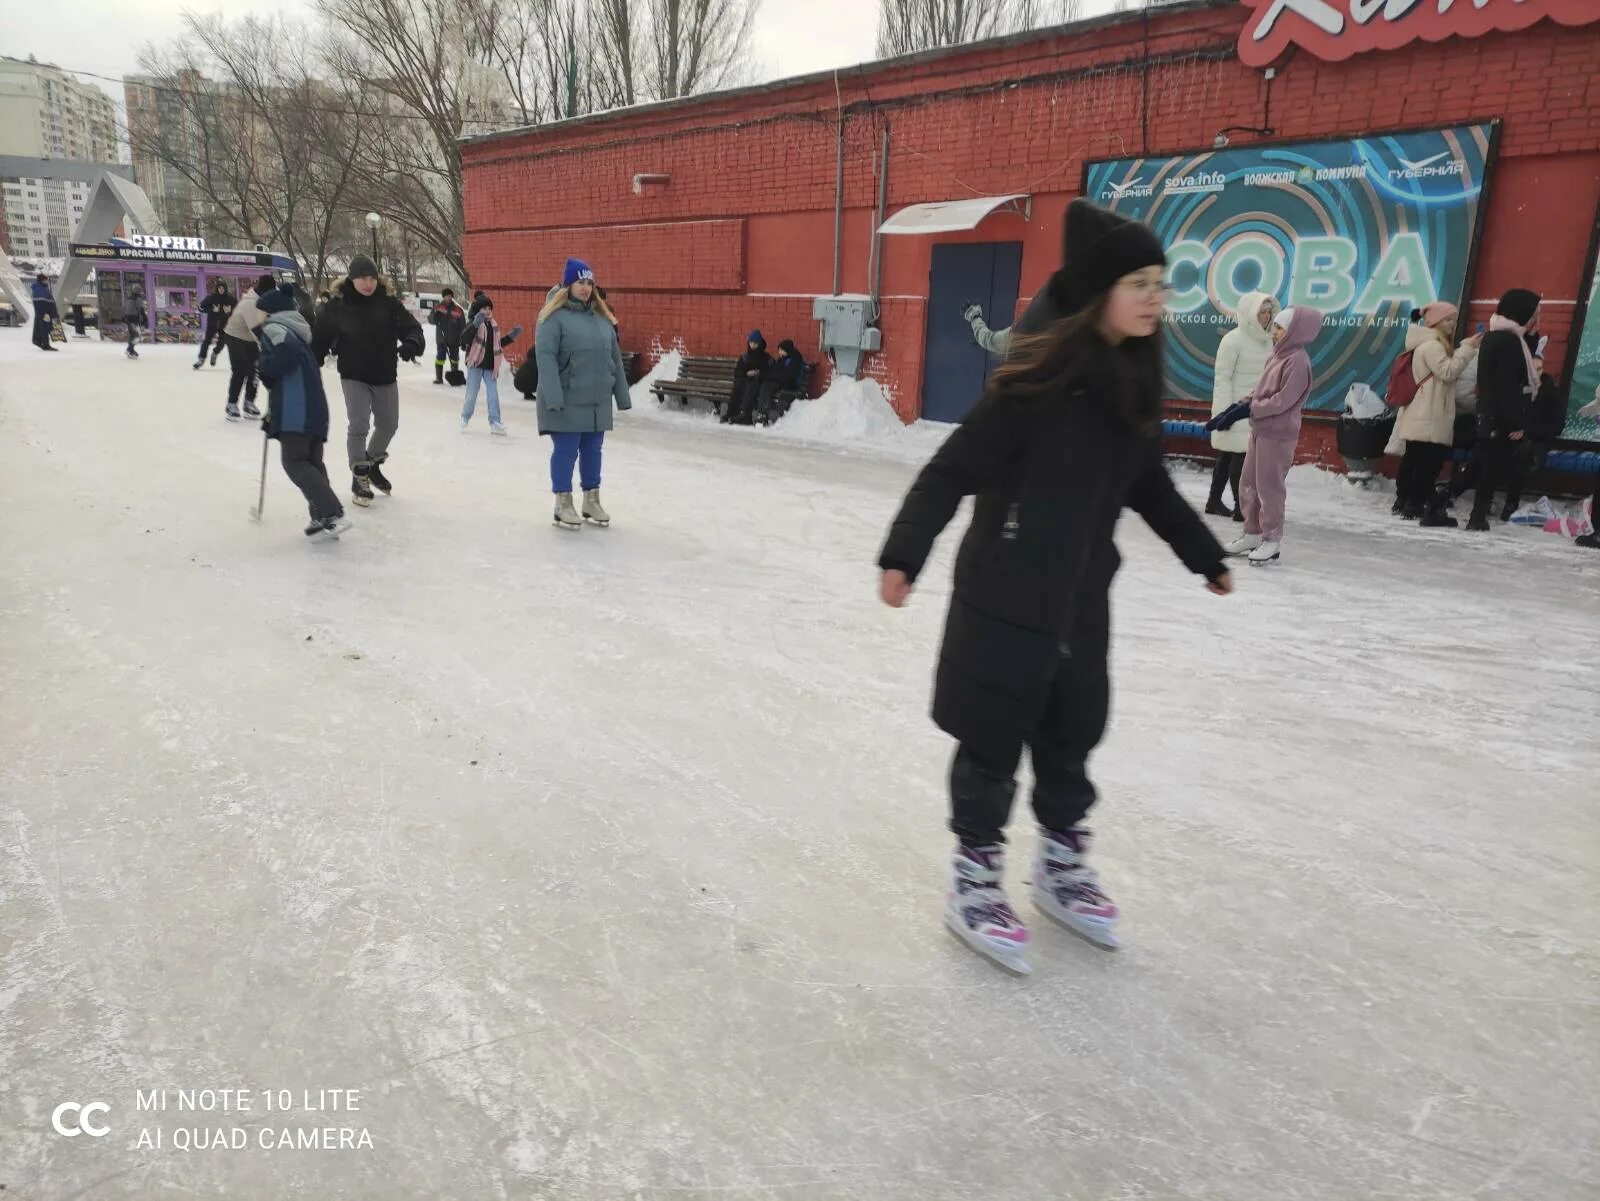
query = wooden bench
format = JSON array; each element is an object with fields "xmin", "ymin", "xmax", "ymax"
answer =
[
  {"xmin": 650, "ymin": 356, "xmax": 738, "ymax": 412},
  {"xmin": 650, "ymin": 354, "xmax": 818, "ymax": 423}
]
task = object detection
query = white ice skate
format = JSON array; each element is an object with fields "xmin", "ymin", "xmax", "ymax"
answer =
[
  {"xmin": 1247, "ymin": 540, "xmax": 1281, "ymax": 566},
  {"xmin": 581, "ymin": 489, "xmax": 610, "ymax": 527},
  {"xmin": 490, "ymin": 422, "xmax": 509, "ymax": 437},
  {"xmin": 945, "ymin": 844, "xmax": 1030, "ymax": 975},
  {"xmin": 459, "ymin": 416, "xmax": 470, "ymax": 432},
  {"xmin": 1224, "ymin": 533, "xmax": 1261, "ymax": 557},
  {"xmin": 1031, "ymin": 827, "xmax": 1119, "ymax": 950},
  {"xmin": 553, "ymin": 492, "xmax": 583, "ymax": 531}
]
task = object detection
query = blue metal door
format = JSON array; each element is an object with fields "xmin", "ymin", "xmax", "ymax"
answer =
[{"xmin": 921, "ymin": 241, "xmax": 1023, "ymax": 423}]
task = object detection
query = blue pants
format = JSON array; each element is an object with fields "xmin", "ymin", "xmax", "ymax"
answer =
[
  {"xmin": 549, "ymin": 431, "xmax": 604, "ymax": 494},
  {"xmin": 461, "ymin": 366, "xmax": 501, "ymax": 425}
]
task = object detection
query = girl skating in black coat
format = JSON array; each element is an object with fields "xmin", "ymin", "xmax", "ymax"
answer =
[{"xmin": 878, "ymin": 200, "xmax": 1232, "ymax": 972}]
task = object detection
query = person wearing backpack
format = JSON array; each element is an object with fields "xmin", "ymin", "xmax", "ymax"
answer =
[{"xmin": 1392, "ymin": 304, "xmax": 1479, "ymax": 525}]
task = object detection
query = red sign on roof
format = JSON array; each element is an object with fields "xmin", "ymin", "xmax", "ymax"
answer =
[{"xmin": 1238, "ymin": 0, "xmax": 1600, "ymax": 68}]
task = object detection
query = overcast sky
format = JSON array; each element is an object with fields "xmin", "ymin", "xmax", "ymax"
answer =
[{"xmin": 8, "ymin": 0, "xmax": 1130, "ymax": 102}]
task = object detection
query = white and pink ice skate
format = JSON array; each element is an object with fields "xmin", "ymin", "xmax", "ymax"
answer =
[
  {"xmin": 1031, "ymin": 827, "xmax": 1120, "ymax": 950},
  {"xmin": 945, "ymin": 843, "xmax": 1031, "ymax": 975}
]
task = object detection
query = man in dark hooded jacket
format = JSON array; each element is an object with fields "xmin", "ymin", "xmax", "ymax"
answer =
[
  {"xmin": 724, "ymin": 330, "xmax": 771, "ymax": 424},
  {"xmin": 755, "ymin": 339, "xmax": 805, "ymax": 423}
]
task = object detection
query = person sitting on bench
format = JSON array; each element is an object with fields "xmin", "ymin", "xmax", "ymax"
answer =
[
  {"xmin": 724, "ymin": 330, "xmax": 771, "ymax": 424},
  {"xmin": 755, "ymin": 339, "xmax": 804, "ymax": 423}
]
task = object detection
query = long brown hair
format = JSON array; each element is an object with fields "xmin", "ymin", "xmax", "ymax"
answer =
[{"xmin": 986, "ymin": 294, "xmax": 1163, "ymax": 431}]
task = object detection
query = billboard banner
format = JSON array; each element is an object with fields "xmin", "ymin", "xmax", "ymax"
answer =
[
  {"xmin": 1084, "ymin": 123, "xmax": 1496, "ymax": 413},
  {"xmin": 1565, "ymin": 262, "xmax": 1600, "ymax": 443}
]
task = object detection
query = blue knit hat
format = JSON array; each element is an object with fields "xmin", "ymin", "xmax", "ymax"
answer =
[
  {"xmin": 563, "ymin": 258, "xmax": 595, "ymax": 288},
  {"xmin": 747, "ymin": 329, "xmax": 765, "ymax": 345}
]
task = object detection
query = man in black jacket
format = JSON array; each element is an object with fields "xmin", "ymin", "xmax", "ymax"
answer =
[
  {"xmin": 754, "ymin": 339, "xmax": 805, "ymax": 424},
  {"xmin": 312, "ymin": 254, "xmax": 426, "ymax": 507},
  {"xmin": 1467, "ymin": 288, "xmax": 1540, "ymax": 530},
  {"xmin": 429, "ymin": 288, "xmax": 466, "ymax": 385},
  {"xmin": 723, "ymin": 330, "xmax": 770, "ymax": 424},
  {"xmin": 195, "ymin": 280, "xmax": 234, "ymax": 369}
]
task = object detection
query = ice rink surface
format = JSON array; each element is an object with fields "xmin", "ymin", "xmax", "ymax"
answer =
[{"xmin": 2, "ymin": 333, "xmax": 1598, "ymax": 1200}]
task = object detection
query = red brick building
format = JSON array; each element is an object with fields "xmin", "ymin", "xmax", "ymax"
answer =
[{"xmin": 461, "ymin": 0, "xmax": 1600, "ymax": 456}]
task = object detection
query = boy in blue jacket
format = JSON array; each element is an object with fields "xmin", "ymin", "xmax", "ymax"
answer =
[{"xmin": 258, "ymin": 283, "xmax": 348, "ymax": 541}]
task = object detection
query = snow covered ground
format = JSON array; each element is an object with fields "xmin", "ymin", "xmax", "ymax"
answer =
[{"xmin": 2, "ymin": 331, "xmax": 1598, "ymax": 1201}]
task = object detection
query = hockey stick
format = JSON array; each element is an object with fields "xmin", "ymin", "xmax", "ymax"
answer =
[{"xmin": 249, "ymin": 432, "xmax": 269, "ymax": 522}]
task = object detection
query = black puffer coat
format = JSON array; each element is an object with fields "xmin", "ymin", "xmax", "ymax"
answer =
[
  {"xmin": 879, "ymin": 293, "xmax": 1224, "ymax": 762},
  {"xmin": 311, "ymin": 276, "xmax": 425, "ymax": 386}
]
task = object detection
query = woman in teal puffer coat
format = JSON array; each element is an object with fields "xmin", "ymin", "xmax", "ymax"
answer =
[{"xmin": 536, "ymin": 258, "xmax": 631, "ymax": 530}]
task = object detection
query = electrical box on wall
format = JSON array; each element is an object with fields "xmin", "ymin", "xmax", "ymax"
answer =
[{"xmin": 812, "ymin": 294, "xmax": 881, "ymax": 378}]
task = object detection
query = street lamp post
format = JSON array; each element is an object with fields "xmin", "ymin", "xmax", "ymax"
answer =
[{"xmin": 364, "ymin": 211, "xmax": 381, "ymax": 273}]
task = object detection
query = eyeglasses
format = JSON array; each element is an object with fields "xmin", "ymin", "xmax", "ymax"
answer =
[{"xmin": 1118, "ymin": 277, "xmax": 1174, "ymax": 298}]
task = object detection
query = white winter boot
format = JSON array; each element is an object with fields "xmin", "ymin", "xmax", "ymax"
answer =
[
  {"xmin": 581, "ymin": 488, "xmax": 610, "ymax": 527},
  {"xmin": 1248, "ymin": 540, "xmax": 1281, "ymax": 566},
  {"xmin": 945, "ymin": 843, "xmax": 1030, "ymax": 974},
  {"xmin": 553, "ymin": 492, "xmax": 582, "ymax": 531},
  {"xmin": 1032, "ymin": 827, "xmax": 1119, "ymax": 949},
  {"xmin": 1224, "ymin": 533, "xmax": 1262, "ymax": 556}
]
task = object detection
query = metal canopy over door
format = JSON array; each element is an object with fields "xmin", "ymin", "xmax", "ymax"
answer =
[{"xmin": 920, "ymin": 241, "xmax": 1023, "ymax": 424}]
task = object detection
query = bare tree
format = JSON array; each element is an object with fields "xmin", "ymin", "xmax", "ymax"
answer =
[
  {"xmin": 316, "ymin": 0, "xmax": 513, "ymax": 282},
  {"xmin": 127, "ymin": 45, "xmax": 271, "ymax": 248},
  {"xmin": 644, "ymin": 0, "xmax": 760, "ymax": 100},
  {"xmin": 185, "ymin": 14, "xmax": 369, "ymax": 289},
  {"xmin": 876, "ymin": 0, "xmax": 1041, "ymax": 57}
]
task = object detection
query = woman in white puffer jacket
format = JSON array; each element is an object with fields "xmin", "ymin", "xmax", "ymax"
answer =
[
  {"xmin": 1394, "ymin": 303, "xmax": 1479, "ymax": 524},
  {"xmin": 1207, "ymin": 291, "xmax": 1279, "ymax": 519}
]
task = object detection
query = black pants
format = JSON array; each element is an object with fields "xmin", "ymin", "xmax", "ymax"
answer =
[
  {"xmin": 32, "ymin": 313, "xmax": 53, "ymax": 349},
  {"xmin": 198, "ymin": 324, "xmax": 225, "ymax": 360},
  {"xmin": 724, "ymin": 377, "xmax": 761, "ymax": 423},
  {"xmin": 1468, "ymin": 436, "xmax": 1530, "ymax": 524},
  {"xmin": 949, "ymin": 626, "xmax": 1110, "ymax": 847},
  {"xmin": 278, "ymin": 435, "xmax": 343, "ymax": 521},
  {"xmin": 1396, "ymin": 441, "xmax": 1450, "ymax": 511},
  {"xmin": 1208, "ymin": 450, "xmax": 1245, "ymax": 509},
  {"xmin": 225, "ymin": 334, "xmax": 259, "ymax": 405},
  {"xmin": 126, "ymin": 321, "xmax": 141, "ymax": 353},
  {"xmin": 434, "ymin": 339, "xmax": 459, "ymax": 381}
]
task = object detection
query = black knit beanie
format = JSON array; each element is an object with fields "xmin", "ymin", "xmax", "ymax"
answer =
[
  {"xmin": 255, "ymin": 273, "xmax": 276, "ymax": 296},
  {"xmin": 1047, "ymin": 199, "xmax": 1166, "ymax": 315},
  {"xmin": 1495, "ymin": 288, "xmax": 1540, "ymax": 326},
  {"xmin": 347, "ymin": 254, "xmax": 378, "ymax": 280}
]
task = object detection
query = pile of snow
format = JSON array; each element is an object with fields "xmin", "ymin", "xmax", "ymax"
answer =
[
  {"xmin": 779, "ymin": 376, "xmax": 903, "ymax": 442},
  {"xmin": 627, "ymin": 349, "xmax": 683, "ymax": 408}
]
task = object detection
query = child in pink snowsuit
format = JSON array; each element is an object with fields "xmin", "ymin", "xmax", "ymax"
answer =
[{"xmin": 1228, "ymin": 306, "xmax": 1324, "ymax": 565}]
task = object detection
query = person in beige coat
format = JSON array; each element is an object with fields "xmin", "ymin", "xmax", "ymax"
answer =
[
  {"xmin": 1393, "ymin": 302, "xmax": 1479, "ymax": 525},
  {"xmin": 1207, "ymin": 291, "xmax": 1278, "ymax": 518}
]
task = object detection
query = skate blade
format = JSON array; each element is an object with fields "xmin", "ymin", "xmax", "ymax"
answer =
[
  {"xmin": 582, "ymin": 516, "xmax": 610, "ymax": 527},
  {"xmin": 352, "ymin": 495, "xmax": 373, "ymax": 508},
  {"xmin": 1031, "ymin": 894, "xmax": 1120, "ymax": 951},
  {"xmin": 943, "ymin": 911, "xmax": 1031, "ymax": 976},
  {"xmin": 226, "ymin": 414, "xmax": 241, "ymax": 422},
  {"xmin": 1247, "ymin": 556, "xmax": 1280, "ymax": 567},
  {"xmin": 553, "ymin": 520, "xmax": 582, "ymax": 532}
]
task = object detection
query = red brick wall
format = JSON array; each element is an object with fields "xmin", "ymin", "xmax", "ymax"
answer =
[{"xmin": 463, "ymin": 1, "xmax": 1600, "ymax": 429}]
